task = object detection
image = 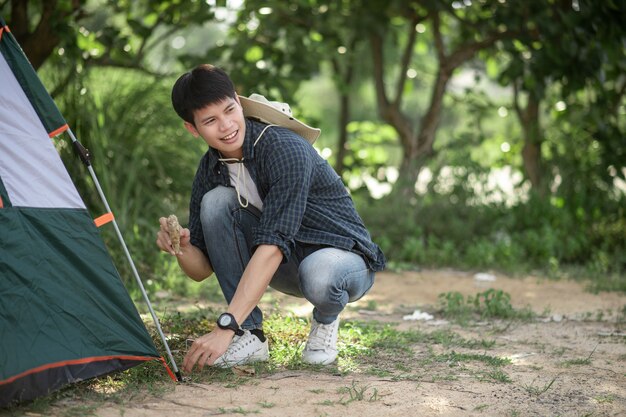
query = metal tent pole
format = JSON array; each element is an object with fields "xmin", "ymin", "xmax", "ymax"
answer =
[{"xmin": 67, "ymin": 128, "xmax": 182, "ymax": 381}]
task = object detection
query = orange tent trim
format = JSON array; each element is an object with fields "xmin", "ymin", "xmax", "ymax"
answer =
[
  {"xmin": 94, "ymin": 212, "xmax": 115, "ymax": 227},
  {"xmin": 159, "ymin": 357, "xmax": 178, "ymax": 381},
  {"xmin": 0, "ymin": 24, "xmax": 10, "ymax": 41},
  {"xmin": 0, "ymin": 355, "xmax": 160, "ymax": 386},
  {"xmin": 48, "ymin": 124, "xmax": 69, "ymax": 138}
]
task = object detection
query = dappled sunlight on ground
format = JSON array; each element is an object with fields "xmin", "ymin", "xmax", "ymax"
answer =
[{"xmin": 62, "ymin": 269, "xmax": 626, "ymax": 417}]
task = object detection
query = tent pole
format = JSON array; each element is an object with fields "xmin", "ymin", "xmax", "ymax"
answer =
[{"xmin": 67, "ymin": 129, "xmax": 182, "ymax": 381}]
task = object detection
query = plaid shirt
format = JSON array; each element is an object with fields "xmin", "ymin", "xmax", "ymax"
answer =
[{"xmin": 188, "ymin": 118, "xmax": 386, "ymax": 272}]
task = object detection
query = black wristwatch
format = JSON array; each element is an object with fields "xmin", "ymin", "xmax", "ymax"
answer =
[{"xmin": 217, "ymin": 313, "xmax": 244, "ymax": 336}]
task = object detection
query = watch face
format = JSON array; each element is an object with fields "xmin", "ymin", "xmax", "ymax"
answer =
[{"xmin": 219, "ymin": 314, "xmax": 232, "ymax": 327}]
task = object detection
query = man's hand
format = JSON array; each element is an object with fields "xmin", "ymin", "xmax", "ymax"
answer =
[
  {"xmin": 156, "ymin": 216, "xmax": 191, "ymax": 256},
  {"xmin": 183, "ymin": 328, "xmax": 234, "ymax": 372}
]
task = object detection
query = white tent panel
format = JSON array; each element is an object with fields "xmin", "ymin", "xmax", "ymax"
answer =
[{"xmin": 0, "ymin": 52, "xmax": 84, "ymax": 209}]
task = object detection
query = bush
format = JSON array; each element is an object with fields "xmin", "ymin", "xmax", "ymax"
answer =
[
  {"xmin": 357, "ymin": 178, "xmax": 626, "ymax": 282},
  {"xmin": 54, "ymin": 68, "xmax": 206, "ymax": 294}
]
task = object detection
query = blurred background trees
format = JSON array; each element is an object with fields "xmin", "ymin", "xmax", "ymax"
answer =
[{"xmin": 2, "ymin": 0, "xmax": 624, "ymax": 293}]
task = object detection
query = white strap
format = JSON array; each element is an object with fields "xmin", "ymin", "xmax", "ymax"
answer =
[{"xmin": 218, "ymin": 124, "xmax": 277, "ymax": 208}]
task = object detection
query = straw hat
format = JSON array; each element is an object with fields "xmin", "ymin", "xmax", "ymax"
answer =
[{"xmin": 239, "ymin": 93, "xmax": 321, "ymax": 144}]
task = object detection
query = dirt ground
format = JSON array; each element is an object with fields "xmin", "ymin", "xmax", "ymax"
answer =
[{"xmin": 62, "ymin": 270, "xmax": 626, "ymax": 416}]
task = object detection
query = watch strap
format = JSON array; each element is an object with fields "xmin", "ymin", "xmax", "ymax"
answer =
[{"xmin": 217, "ymin": 313, "xmax": 244, "ymax": 336}]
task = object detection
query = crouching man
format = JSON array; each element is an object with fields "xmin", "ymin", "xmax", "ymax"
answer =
[{"xmin": 156, "ymin": 64, "xmax": 385, "ymax": 373}]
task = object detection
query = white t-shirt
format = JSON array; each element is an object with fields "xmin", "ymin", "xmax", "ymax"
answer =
[{"xmin": 226, "ymin": 162, "xmax": 263, "ymax": 210}]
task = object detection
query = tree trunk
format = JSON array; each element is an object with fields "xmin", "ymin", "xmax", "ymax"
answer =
[
  {"xmin": 515, "ymin": 91, "xmax": 547, "ymax": 197},
  {"xmin": 334, "ymin": 91, "xmax": 350, "ymax": 176},
  {"xmin": 394, "ymin": 69, "xmax": 450, "ymax": 194},
  {"xmin": 9, "ymin": 0, "xmax": 71, "ymax": 70},
  {"xmin": 331, "ymin": 54, "xmax": 355, "ymax": 177},
  {"xmin": 370, "ymin": 10, "xmax": 509, "ymax": 196}
]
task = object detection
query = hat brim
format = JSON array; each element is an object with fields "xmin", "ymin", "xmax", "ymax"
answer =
[{"xmin": 239, "ymin": 95, "xmax": 321, "ymax": 144}]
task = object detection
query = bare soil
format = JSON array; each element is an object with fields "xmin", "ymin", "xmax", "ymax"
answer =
[{"xmin": 55, "ymin": 270, "xmax": 626, "ymax": 416}]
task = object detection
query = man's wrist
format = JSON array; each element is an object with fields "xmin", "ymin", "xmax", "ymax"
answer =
[{"xmin": 217, "ymin": 312, "xmax": 244, "ymax": 336}]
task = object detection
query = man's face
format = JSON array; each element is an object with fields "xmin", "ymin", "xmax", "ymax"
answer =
[{"xmin": 184, "ymin": 96, "xmax": 246, "ymax": 159}]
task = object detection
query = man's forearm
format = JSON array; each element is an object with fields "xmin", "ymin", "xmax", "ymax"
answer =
[
  {"xmin": 227, "ymin": 244, "xmax": 283, "ymax": 325},
  {"xmin": 177, "ymin": 244, "xmax": 214, "ymax": 281}
]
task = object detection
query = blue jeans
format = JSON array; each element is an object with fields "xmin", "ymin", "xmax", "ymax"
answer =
[{"xmin": 200, "ymin": 186, "xmax": 375, "ymax": 329}]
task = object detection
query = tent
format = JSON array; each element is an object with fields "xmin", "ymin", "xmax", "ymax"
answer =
[{"xmin": 0, "ymin": 17, "xmax": 179, "ymax": 406}]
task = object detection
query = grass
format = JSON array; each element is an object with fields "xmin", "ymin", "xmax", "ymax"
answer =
[
  {"xmin": 594, "ymin": 394, "xmax": 616, "ymax": 404},
  {"xmin": 0, "ymin": 289, "xmax": 548, "ymax": 414},
  {"xmin": 560, "ymin": 345, "xmax": 597, "ymax": 367},
  {"xmin": 337, "ymin": 381, "xmax": 380, "ymax": 403},
  {"xmin": 3, "ymin": 312, "xmax": 509, "ymax": 414},
  {"xmin": 438, "ymin": 289, "xmax": 535, "ymax": 325},
  {"xmin": 522, "ymin": 376, "xmax": 559, "ymax": 397},
  {"xmin": 435, "ymin": 351, "xmax": 511, "ymax": 367}
]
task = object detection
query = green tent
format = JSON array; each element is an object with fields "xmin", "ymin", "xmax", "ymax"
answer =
[{"xmin": 0, "ymin": 18, "xmax": 178, "ymax": 406}]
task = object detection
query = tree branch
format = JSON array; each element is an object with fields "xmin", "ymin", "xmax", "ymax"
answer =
[
  {"xmin": 31, "ymin": 0, "xmax": 56, "ymax": 39},
  {"xmin": 142, "ymin": 23, "xmax": 181, "ymax": 58},
  {"xmin": 439, "ymin": 2, "xmax": 482, "ymax": 30},
  {"xmin": 369, "ymin": 32, "xmax": 389, "ymax": 113},
  {"xmin": 447, "ymin": 30, "xmax": 514, "ymax": 70},
  {"xmin": 10, "ymin": 0, "xmax": 29, "ymax": 38},
  {"xmin": 49, "ymin": 66, "xmax": 77, "ymax": 99},
  {"xmin": 611, "ymin": 78, "xmax": 626, "ymax": 116},
  {"xmin": 432, "ymin": 12, "xmax": 447, "ymax": 65},
  {"xmin": 512, "ymin": 81, "xmax": 523, "ymax": 122},
  {"xmin": 393, "ymin": 13, "xmax": 427, "ymax": 106},
  {"xmin": 9, "ymin": 0, "xmax": 84, "ymax": 69},
  {"xmin": 86, "ymin": 56, "xmax": 163, "ymax": 77},
  {"xmin": 370, "ymin": 29, "xmax": 415, "ymax": 155}
]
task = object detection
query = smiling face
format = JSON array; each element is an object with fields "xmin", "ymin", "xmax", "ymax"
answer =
[{"xmin": 184, "ymin": 96, "xmax": 246, "ymax": 159}]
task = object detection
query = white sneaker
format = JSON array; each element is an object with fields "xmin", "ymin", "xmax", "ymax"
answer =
[
  {"xmin": 213, "ymin": 330, "xmax": 269, "ymax": 368},
  {"xmin": 302, "ymin": 318, "xmax": 339, "ymax": 365}
]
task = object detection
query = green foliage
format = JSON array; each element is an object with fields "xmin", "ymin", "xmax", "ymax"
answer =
[
  {"xmin": 434, "ymin": 351, "xmax": 511, "ymax": 368},
  {"xmin": 53, "ymin": 68, "xmax": 205, "ymax": 292},
  {"xmin": 522, "ymin": 376, "xmax": 558, "ymax": 397},
  {"xmin": 3, "ymin": 309, "xmax": 518, "ymax": 413},
  {"xmin": 15, "ymin": 0, "xmax": 623, "ymax": 295},
  {"xmin": 340, "ymin": 120, "xmax": 399, "ymax": 183},
  {"xmin": 438, "ymin": 289, "xmax": 534, "ymax": 323},
  {"xmin": 356, "ymin": 163, "xmax": 626, "ymax": 282},
  {"xmin": 337, "ymin": 381, "xmax": 380, "ymax": 403}
]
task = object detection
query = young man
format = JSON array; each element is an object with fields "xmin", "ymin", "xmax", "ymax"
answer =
[{"xmin": 156, "ymin": 64, "xmax": 385, "ymax": 373}]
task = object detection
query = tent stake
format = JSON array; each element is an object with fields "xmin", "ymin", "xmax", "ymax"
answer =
[{"xmin": 67, "ymin": 128, "xmax": 183, "ymax": 381}]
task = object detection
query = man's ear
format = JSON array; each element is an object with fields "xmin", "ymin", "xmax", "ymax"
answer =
[{"xmin": 184, "ymin": 121, "xmax": 199, "ymax": 137}]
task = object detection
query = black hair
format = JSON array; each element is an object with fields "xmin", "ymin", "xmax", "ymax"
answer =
[{"xmin": 171, "ymin": 64, "xmax": 237, "ymax": 124}]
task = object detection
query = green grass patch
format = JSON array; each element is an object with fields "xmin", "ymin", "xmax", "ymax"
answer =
[
  {"xmin": 425, "ymin": 350, "xmax": 512, "ymax": 383},
  {"xmin": 559, "ymin": 345, "xmax": 597, "ymax": 368},
  {"xmin": 522, "ymin": 376, "xmax": 559, "ymax": 397},
  {"xmin": 438, "ymin": 289, "xmax": 535, "ymax": 324},
  {"xmin": 561, "ymin": 357, "xmax": 592, "ymax": 366},
  {"xmin": 594, "ymin": 394, "xmax": 616, "ymax": 404},
  {"xmin": 435, "ymin": 351, "xmax": 511, "ymax": 367},
  {"xmin": 3, "ymin": 309, "xmax": 509, "ymax": 414},
  {"xmin": 337, "ymin": 381, "xmax": 380, "ymax": 403}
]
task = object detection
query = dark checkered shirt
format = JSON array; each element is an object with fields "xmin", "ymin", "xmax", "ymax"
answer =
[{"xmin": 188, "ymin": 118, "xmax": 386, "ymax": 271}]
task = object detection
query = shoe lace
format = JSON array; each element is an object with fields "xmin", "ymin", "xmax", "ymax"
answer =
[
  {"xmin": 226, "ymin": 332, "xmax": 252, "ymax": 355},
  {"xmin": 307, "ymin": 322, "xmax": 334, "ymax": 350}
]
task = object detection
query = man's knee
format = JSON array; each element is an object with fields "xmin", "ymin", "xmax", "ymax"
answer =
[
  {"xmin": 299, "ymin": 248, "xmax": 371, "ymax": 305},
  {"xmin": 299, "ymin": 250, "xmax": 344, "ymax": 303},
  {"xmin": 200, "ymin": 186, "xmax": 237, "ymax": 223}
]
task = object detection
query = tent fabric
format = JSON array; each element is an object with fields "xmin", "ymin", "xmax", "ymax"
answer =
[
  {"xmin": 0, "ymin": 25, "xmax": 82, "ymax": 209},
  {"xmin": 0, "ymin": 17, "xmax": 163, "ymax": 406},
  {"xmin": 0, "ymin": 18, "xmax": 67, "ymax": 135},
  {"xmin": 1, "ymin": 357, "xmax": 153, "ymax": 406}
]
